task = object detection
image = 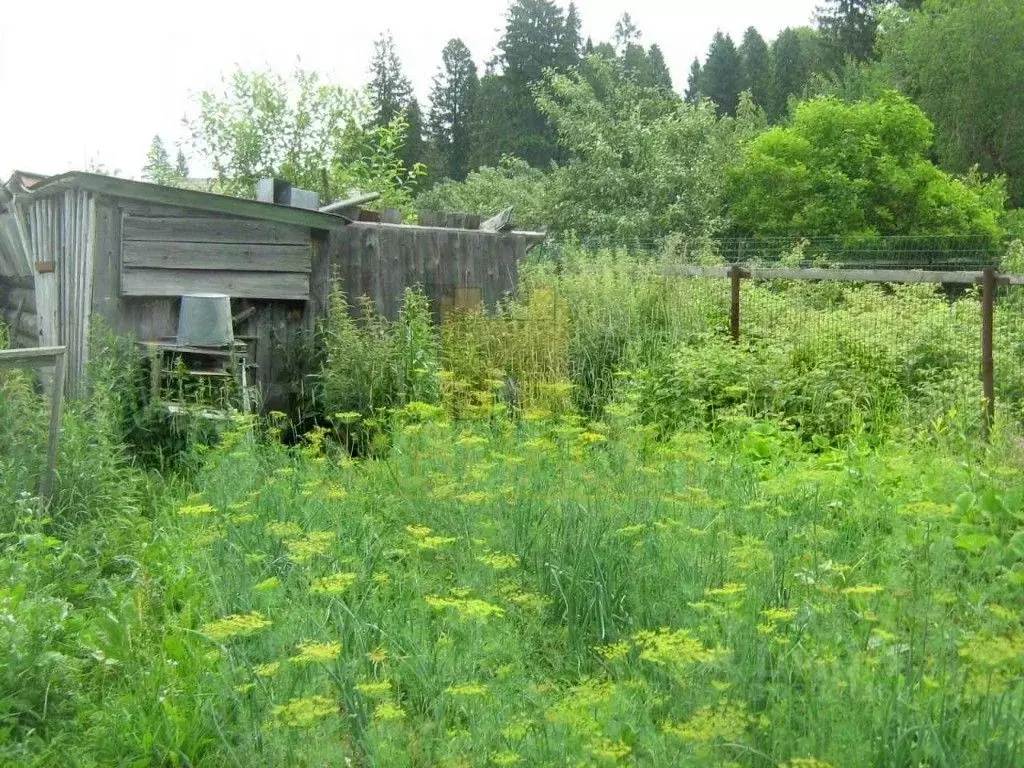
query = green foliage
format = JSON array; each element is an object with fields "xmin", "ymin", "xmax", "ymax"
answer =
[
  {"xmin": 415, "ymin": 156, "xmax": 551, "ymax": 231},
  {"xmin": 185, "ymin": 66, "xmax": 423, "ymax": 210},
  {"xmin": 317, "ymin": 286, "xmax": 441, "ymax": 454},
  {"xmin": 877, "ymin": 0, "xmax": 1024, "ymax": 204},
  {"xmin": 768, "ymin": 27, "xmax": 819, "ymax": 122},
  {"xmin": 739, "ymin": 28, "xmax": 771, "ymax": 113},
  {"xmin": 816, "ymin": 0, "xmax": 880, "ymax": 69},
  {"xmin": 537, "ymin": 56, "xmax": 731, "ymax": 242},
  {"xmin": 368, "ymin": 32, "xmax": 414, "ymax": 128},
  {"xmin": 726, "ymin": 92, "xmax": 1005, "ymax": 244}
]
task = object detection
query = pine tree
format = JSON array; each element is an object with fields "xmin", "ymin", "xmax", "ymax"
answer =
[
  {"xmin": 493, "ymin": 0, "xmax": 569, "ymax": 166},
  {"xmin": 685, "ymin": 58, "xmax": 703, "ymax": 104},
  {"xmin": 739, "ymin": 27, "xmax": 771, "ymax": 113},
  {"xmin": 769, "ymin": 27, "xmax": 812, "ymax": 121},
  {"xmin": 142, "ymin": 135, "xmax": 175, "ymax": 184},
  {"xmin": 369, "ymin": 31, "xmax": 414, "ymax": 127},
  {"xmin": 816, "ymin": 0, "xmax": 878, "ymax": 69},
  {"xmin": 174, "ymin": 149, "xmax": 189, "ymax": 179},
  {"xmin": 559, "ymin": 2, "xmax": 583, "ymax": 69},
  {"xmin": 428, "ymin": 39, "xmax": 479, "ymax": 181},
  {"xmin": 645, "ymin": 44, "xmax": 674, "ymax": 92},
  {"xmin": 402, "ymin": 97, "xmax": 427, "ymax": 173},
  {"xmin": 701, "ymin": 32, "xmax": 743, "ymax": 117}
]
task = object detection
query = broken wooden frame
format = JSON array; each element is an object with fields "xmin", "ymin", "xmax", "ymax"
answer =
[
  {"xmin": 0, "ymin": 345, "xmax": 66, "ymax": 498},
  {"xmin": 663, "ymin": 264, "xmax": 1023, "ymax": 441}
]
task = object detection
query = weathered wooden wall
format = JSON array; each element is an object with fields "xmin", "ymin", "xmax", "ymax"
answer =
[
  {"xmin": 119, "ymin": 202, "xmax": 312, "ymax": 300},
  {"xmin": 321, "ymin": 222, "xmax": 528, "ymax": 320},
  {"xmin": 89, "ymin": 197, "xmax": 317, "ymax": 410}
]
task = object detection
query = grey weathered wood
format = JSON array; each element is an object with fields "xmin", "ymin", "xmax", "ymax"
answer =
[
  {"xmin": 0, "ymin": 345, "xmax": 68, "ymax": 369},
  {"xmin": 121, "ymin": 269, "xmax": 309, "ymax": 300},
  {"xmin": 122, "ymin": 241, "xmax": 312, "ymax": 273},
  {"xmin": 481, "ymin": 207, "xmax": 514, "ymax": 233},
  {"xmin": 91, "ymin": 200, "xmax": 121, "ymax": 322},
  {"xmin": 380, "ymin": 208, "xmax": 403, "ymax": 225},
  {"xmin": 417, "ymin": 210, "xmax": 444, "ymax": 227},
  {"xmin": 123, "ymin": 216, "xmax": 310, "ymax": 245},
  {"xmin": 42, "ymin": 349, "xmax": 65, "ymax": 500}
]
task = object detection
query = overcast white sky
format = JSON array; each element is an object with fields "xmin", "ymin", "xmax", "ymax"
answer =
[{"xmin": 0, "ymin": 0, "xmax": 818, "ymax": 180}]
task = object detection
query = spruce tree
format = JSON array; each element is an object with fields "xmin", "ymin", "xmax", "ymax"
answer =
[
  {"xmin": 428, "ymin": 39, "xmax": 479, "ymax": 181},
  {"xmin": 769, "ymin": 27, "xmax": 811, "ymax": 122},
  {"xmin": 739, "ymin": 27, "xmax": 771, "ymax": 113},
  {"xmin": 685, "ymin": 58, "xmax": 703, "ymax": 104},
  {"xmin": 701, "ymin": 32, "xmax": 743, "ymax": 117},
  {"xmin": 142, "ymin": 135, "xmax": 174, "ymax": 184},
  {"xmin": 559, "ymin": 2, "xmax": 583, "ymax": 69},
  {"xmin": 816, "ymin": 0, "xmax": 878, "ymax": 69},
  {"xmin": 613, "ymin": 13, "xmax": 640, "ymax": 54},
  {"xmin": 369, "ymin": 31, "xmax": 413, "ymax": 127},
  {"xmin": 645, "ymin": 45, "xmax": 674, "ymax": 92},
  {"xmin": 174, "ymin": 149, "xmax": 189, "ymax": 179},
  {"xmin": 402, "ymin": 97, "xmax": 427, "ymax": 173}
]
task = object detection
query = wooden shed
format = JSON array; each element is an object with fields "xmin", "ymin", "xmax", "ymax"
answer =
[{"xmin": 0, "ymin": 171, "xmax": 544, "ymax": 409}]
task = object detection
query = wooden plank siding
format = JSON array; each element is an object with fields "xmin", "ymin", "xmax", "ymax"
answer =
[
  {"xmin": 119, "ymin": 210, "xmax": 313, "ymax": 300},
  {"xmin": 324, "ymin": 222, "xmax": 537, "ymax": 321}
]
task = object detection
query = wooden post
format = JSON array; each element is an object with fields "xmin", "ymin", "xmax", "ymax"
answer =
[
  {"xmin": 730, "ymin": 264, "xmax": 742, "ymax": 343},
  {"xmin": 981, "ymin": 267, "xmax": 996, "ymax": 440},
  {"xmin": 41, "ymin": 350, "xmax": 66, "ymax": 500}
]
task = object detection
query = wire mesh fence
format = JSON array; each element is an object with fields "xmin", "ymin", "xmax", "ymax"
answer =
[{"xmin": 444, "ymin": 235, "xmax": 1024, "ymax": 439}]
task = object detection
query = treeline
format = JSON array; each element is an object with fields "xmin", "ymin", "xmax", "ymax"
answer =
[{"xmin": 144, "ymin": 0, "xmax": 1023, "ymax": 247}]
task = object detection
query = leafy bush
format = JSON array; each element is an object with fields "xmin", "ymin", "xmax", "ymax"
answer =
[
  {"xmin": 726, "ymin": 92, "xmax": 1005, "ymax": 251},
  {"xmin": 415, "ymin": 156, "xmax": 551, "ymax": 231}
]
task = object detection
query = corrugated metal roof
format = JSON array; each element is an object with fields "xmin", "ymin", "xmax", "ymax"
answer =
[{"xmin": 16, "ymin": 171, "xmax": 354, "ymax": 230}]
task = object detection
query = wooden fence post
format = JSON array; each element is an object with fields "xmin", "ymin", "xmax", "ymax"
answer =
[
  {"xmin": 729, "ymin": 264, "xmax": 742, "ymax": 343},
  {"xmin": 981, "ymin": 267, "xmax": 996, "ymax": 440}
]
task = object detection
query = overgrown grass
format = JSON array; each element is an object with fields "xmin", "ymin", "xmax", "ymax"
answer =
[{"xmin": 3, "ymin": 249, "xmax": 1024, "ymax": 765}]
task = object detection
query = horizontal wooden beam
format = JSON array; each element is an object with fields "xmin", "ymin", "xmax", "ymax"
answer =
[
  {"xmin": 0, "ymin": 345, "xmax": 65, "ymax": 370},
  {"xmin": 121, "ymin": 268, "xmax": 309, "ymax": 300},
  {"xmin": 661, "ymin": 265, "xmax": 1024, "ymax": 285},
  {"xmin": 123, "ymin": 241, "xmax": 312, "ymax": 273},
  {"xmin": 124, "ymin": 216, "xmax": 310, "ymax": 246}
]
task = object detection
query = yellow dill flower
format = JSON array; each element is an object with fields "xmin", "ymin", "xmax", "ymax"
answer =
[
  {"xmin": 323, "ymin": 487, "xmax": 348, "ymax": 501},
  {"xmin": 456, "ymin": 491, "xmax": 492, "ymax": 505},
  {"xmin": 587, "ymin": 738, "xmax": 631, "ymax": 760},
  {"xmin": 425, "ymin": 595, "xmax": 505, "ymax": 621},
  {"xmin": 706, "ymin": 583, "xmax": 746, "ymax": 598},
  {"xmin": 415, "ymin": 535, "xmax": 458, "ymax": 550},
  {"xmin": 632, "ymin": 628, "xmax": 726, "ymax": 668},
  {"xmin": 446, "ymin": 682, "xmax": 488, "ymax": 697},
  {"xmin": 490, "ymin": 750, "xmax": 522, "ymax": 766},
  {"xmin": 507, "ymin": 592, "xmax": 550, "ymax": 612},
  {"xmin": 501, "ymin": 717, "xmax": 532, "ymax": 741},
  {"xmin": 203, "ymin": 649, "xmax": 223, "ymax": 663},
  {"xmin": 271, "ymin": 695, "xmax": 336, "ymax": 727},
  {"xmin": 255, "ymin": 661, "xmax": 281, "ymax": 678},
  {"xmin": 284, "ymin": 531, "xmax": 335, "ymax": 563},
  {"xmin": 290, "ymin": 641, "xmax": 342, "ymax": 664},
  {"xmin": 577, "ymin": 431, "xmax": 608, "ymax": 445},
  {"xmin": 456, "ymin": 435, "xmax": 488, "ymax": 447},
  {"xmin": 596, "ymin": 641, "xmax": 631, "ymax": 662},
  {"xmin": 615, "ymin": 524, "xmax": 646, "ymax": 537},
  {"xmin": 194, "ymin": 526, "xmax": 225, "ymax": 546},
  {"xmin": 177, "ymin": 503, "xmax": 215, "ymax": 517},
  {"xmin": 201, "ymin": 611, "xmax": 271, "ymax": 641},
  {"xmin": 372, "ymin": 702, "xmax": 406, "ymax": 722},
  {"xmin": 227, "ymin": 500, "xmax": 250, "ymax": 511},
  {"xmin": 762, "ymin": 607, "xmax": 798, "ymax": 623},
  {"xmin": 663, "ymin": 700, "xmax": 752, "ymax": 743},
  {"xmin": 355, "ymin": 680, "xmax": 392, "ymax": 697},
  {"xmin": 406, "ymin": 524, "xmax": 433, "ymax": 538},
  {"xmin": 476, "ymin": 552, "xmax": 520, "ymax": 570},
  {"xmin": 254, "ymin": 576, "xmax": 281, "ymax": 592},
  {"xmin": 367, "ymin": 645, "xmax": 389, "ymax": 664},
  {"xmin": 779, "ymin": 759, "xmax": 836, "ymax": 768},
  {"xmin": 266, "ymin": 521, "xmax": 303, "ymax": 538},
  {"xmin": 234, "ymin": 682, "xmax": 255, "ymax": 694},
  {"xmin": 310, "ymin": 572, "xmax": 357, "ymax": 595},
  {"xmin": 841, "ymin": 585, "xmax": 884, "ymax": 597},
  {"xmin": 273, "ymin": 467, "xmax": 295, "ymax": 477},
  {"xmin": 231, "ymin": 513, "xmax": 256, "ymax": 524}
]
